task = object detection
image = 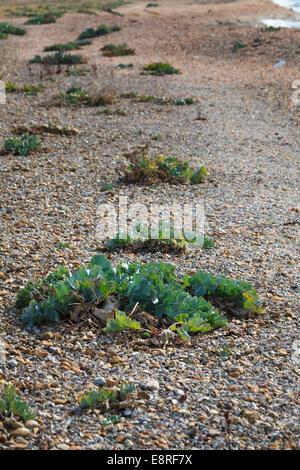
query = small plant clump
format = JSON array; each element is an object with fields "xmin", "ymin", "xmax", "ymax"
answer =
[
  {"xmin": 118, "ymin": 63, "xmax": 134, "ymax": 69},
  {"xmin": 123, "ymin": 143, "xmax": 207, "ymax": 184},
  {"xmin": 79, "ymin": 383, "xmax": 135, "ymax": 411},
  {"xmin": 5, "ymin": 82, "xmax": 42, "ymax": 95},
  {"xmin": 105, "ymin": 222, "xmax": 214, "ymax": 254},
  {"xmin": 121, "ymin": 92, "xmax": 194, "ymax": 105},
  {"xmin": 44, "ymin": 40, "xmax": 91, "ymax": 52},
  {"xmin": 146, "ymin": 3, "xmax": 160, "ymax": 7},
  {"xmin": 233, "ymin": 41, "xmax": 247, "ymax": 52},
  {"xmin": 25, "ymin": 12, "xmax": 63, "ymax": 25},
  {"xmin": 101, "ymin": 43, "xmax": 135, "ymax": 57},
  {"xmin": 30, "ymin": 53, "xmax": 87, "ymax": 65},
  {"xmin": 0, "ymin": 22, "xmax": 26, "ymax": 39},
  {"xmin": 77, "ymin": 24, "xmax": 121, "ymax": 40},
  {"xmin": 4, "ymin": 134, "xmax": 41, "ymax": 156},
  {"xmin": 142, "ymin": 62, "xmax": 179, "ymax": 75},
  {"xmin": 57, "ymin": 87, "xmax": 116, "ymax": 106},
  {"xmin": 0, "ymin": 384, "xmax": 34, "ymax": 421},
  {"xmin": 15, "ymin": 254, "xmax": 262, "ymax": 342},
  {"xmin": 13, "ymin": 123, "xmax": 79, "ymax": 137}
]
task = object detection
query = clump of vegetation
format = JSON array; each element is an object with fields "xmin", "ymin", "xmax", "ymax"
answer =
[
  {"xmin": 105, "ymin": 222, "xmax": 214, "ymax": 254},
  {"xmin": 4, "ymin": 134, "xmax": 41, "ymax": 156},
  {"xmin": 253, "ymin": 36, "xmax": 263, "ymax": 44},
  {"xmin": 78, "ymin": 24, "xmax": 121, "ymax": 40},
  {"xmin": 56, "ymin": 86, "xmax": 116, "ymax": 106},
  {"xmin": 5, "ymin": 82, "xmax": 42, "ymax": 95},
  {"xmin": 15, "ymin": 254, "xmax": 262, "ymax": 342},
  {"xmin": 13, "ymin": 123, "xmax": 79, "ymax": 136},
  {"xmin": 142, "ymin": 62, "xmax": 179, "ymax": 75},
  {"xmin": 101, "ymin": 43, "xmax": 135, "ymax": 57},
  {"xmin": 0, "ymin": 384, "xmax": 34, "ymax": 421},
  {"xmin": 79, "ymin": 383, "xmax": 135, "ymax": 411},
  {"xmin": 44, "ymin": 40, "xmax": 91, "ymax": 52},
  {"xmin": 263, "ymin": 25, "xmax": 281, "ymax": 32},
  {"xmin": 118, "ymin": 63, "xmax": 134, "ymax": 69},
  {"xmin": 146, "ymin": 3, "xmax": 160, "ymax": 7},
  {"xmin": 122, "ymin": 143, "xmax": 207, "ymax": 184},
  {"xmin": 30, "ymin": 53, "xmax": 87, "ymax": 65},
  {"xmin": 60, "ymin": 87, "xmax": 89, "ymax": 105},
  {"xmin": 233, "ymin": 41, "xmax": 247, "ymax": 52},
  {"xmin": 15, "ymin": 266, "xmax": 69, "ymax": 310},
  {"xmin": 0, "ymin": 23, "xmax": 26, "ymax": 39},
  {"xmin": 106, "ymin": 222, "xmax": 187, "ymax": 253},
  {"xmin": 121, "ymin": 92, "xmax": 194, "ymax": 105},
  {"xmin": 25, "ymin": 12, "xmax": 63, "ymax": 25}
]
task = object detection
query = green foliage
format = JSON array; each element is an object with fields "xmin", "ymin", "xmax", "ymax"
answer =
[
  {"xmin": 101, "ymin": 43, "xmax": 135, "ymax": 57},
  {"xmin": 20, "ymin": 256, "xmax": 116, "ymax": 325},
  {"xmin": 263, "ymin": 26, "xmax": 281, "ymax": 32},
  {"xmin": 147, "ymin": 3, "xmax": 159, "ymax": 7},
  {"xmin": 188, "ymin": 271, "xmax": 262, "ymax": 313},
  {"xmin": 118, "ymin": 63, "xmax": 134, "ymax": 69},
  {"xmin": 25, "ymin": 12, "xmax": 62, "ymax": 25},
  {"xmin": 44, "ymin": 40, "xmax": 91, "ymax": 52},
  {"xmin": 253, "ymin": 36, "xmax": 262, "ymax": 43},
  {"xmin": 121, "ymin": 93, "xmax": 194, "ymax": 105},
  {"xmin": 142, "ymin": 62, "xmax": 179, "ymax": 75},
  {"xmin": 79, "ymin": 383, "xmax": 135, "ymax": 409},
  {"xmin": 106, "ymin": 221, "xmax": 192, "ymax": 252},
  {"xmin": 233, "ymin": 41, "xmax": 247, "ymax": 52},
  {"xmin": 0, "ymin": 22, "xmax": 26, "ymax": 39},
  {"xmin": 0, "ymin": 384, "xmax": 34, "ymax": 421},
  {"xmin": 30, "ymin": 53, "xmax": 86, "ymax": 65},
  {"xmin": 60, "ymin": 87, "xmax": 89, "ymax": 105},
  {"xmin": 15, "ymin": 255, "xmax": 261, "ymax": 341},
  {"xmin": 101, "ymin": 415, "xmax": 122, "ymax": 426},
  {"xmin": 203, "ymin": 237, "xmax": 215, "ymax": 249},
  {"xmin": 15, "ymin": 266, "xmax": 70, "ymax": 309},
  {"xmin": 123, "ymin": 144, "xmax": 207, "ymax": 184},
  {"xmin": 4, "ymin": 134, "xmax": 41, "ymax": 156},
  {"xmin": 78, "ymin": 24, "xmax": 121, "ymax": 40},
  {"xmin": 5, "ymin": 82, "xmax": 42, "ymax": 95},
  {"xmin": 104, "ymin": 311, "xmax": 141, "ymax": 333}
]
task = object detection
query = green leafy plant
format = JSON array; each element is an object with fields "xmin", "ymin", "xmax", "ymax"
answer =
[
  {"xmin": 0, "ymin": 384, "xmax": 34, "ymax": 421},
  {"xmin": 101, "ymin": 43, "xmax": 135, "ymax": 57},
  {"xmin": 25, "ymin": 12, "xmax": 63, "ymax": 25},
  {"xmin": 263, "ymin": 26, "xmax": 281, "ymax": 32},
  {"xmin": 78, "ymin": 24, "xmax": 121, "ymax": 40},
  {"xmin": 118, "ymin": 63, "xmax": 134, "ymax": 69},
  {"xmin": 123, "ymin": 143, "xmax": 207, "ymax": 184},
  {"xmin": 121, "ymin": 93, "xmax": 194, "ymax": 105},
  {"xmin": 79, "ymin": 383, "xmax": 135, "ymax": 410},
  {"xmin": 5, "ymin": 82, "xmax": 42, "ymax": 95},
  {"xmin": 233, "ymin": 41, "xmax": 247, "ymax": 52},
  {"xmin": 142, "ymin": 62, "xmax": 179, "ymax": 75},
  {"xmin": 60, "ymin": 87, "xmax": 89, "ymax": 105},
  {"xmin": 4, "ymin": 134, "xmax": 41, "ymax": 156},
  {"xmin": 15, "ymin": 255, "xmax": 262, "ymax": 342},
  {"xmin": 30, "ymin": 53, "xmax": 87, "ymax": 65},
  {"xmin": 104, "ymin": 311, "xmax": 141, "ymax": 333},
  {"xmin": 0, "ymin": 23, "xmax": 26, "ymax": 39},
  {"xmin": 147, "ymin": 3, "xmax": 159, "ymax": 7},
  {"xmin": 188, "ymin": 271, "xmax": 262, "ymax": 313},
  {"xmin": 44, "ymin": 40, "xmax": 91, "ymax": 52}
]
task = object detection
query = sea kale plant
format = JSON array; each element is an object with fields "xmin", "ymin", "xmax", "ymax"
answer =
[
  {"xmin": 123, "ymin": 143, "xmax": 207, "ymax": 184},
  {"xmin": 15, "ymin": 254, "xmax": 262, "ymax": 341},
  {"xmin": 142, "ymin": 62, "xmax": 179, "ymax": 75},
  {"xmin": 77, "ymin": 24, "xmax": 121, "ymax": 40},
  {"xmin": 101, "ymin": 43, "xmax": 135, "ymax": 57},
  {"xmin": 4, "ymin": 134, "xmax": 41, "ymax": 156},
  {"xmin": 106, "ymin": 222, "xmax": 214, "ymax": 253},
  {"xmin": 0, "ymin": 23, "xmax": 26, "ymax": 39},
  {"xmin": 0, "ymin": 384, "xmax": 34, "ymax": 421}
]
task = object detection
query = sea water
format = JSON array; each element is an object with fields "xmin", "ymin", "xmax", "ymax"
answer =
[{"xmin": 264, "ymin": 0, "xmax": 300, "ymax": 28}]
